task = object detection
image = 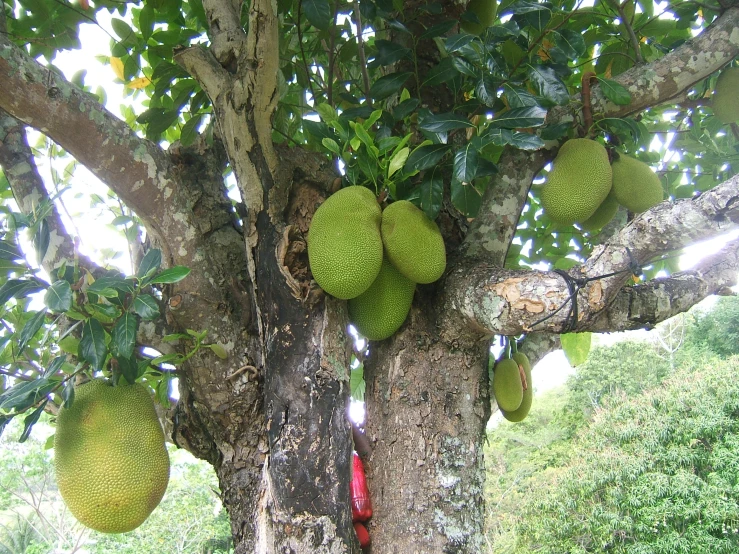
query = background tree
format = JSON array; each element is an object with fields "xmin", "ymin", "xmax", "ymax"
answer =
[{"xmin": 0, "ymin": 0, "xmax": 738, "ymax": 552}]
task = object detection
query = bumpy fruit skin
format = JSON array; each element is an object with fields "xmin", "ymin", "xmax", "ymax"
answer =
[
  {"xmin": 381, "ymin": 200, "xmax": 446, "ymax": 284},
  {"xmin": 579, "ymin": 192, "xmax": 619, "ymax": 231},
  {"xmin": 308, "ymin": 186, "xmax": 383, "ymax": 300},
  {"xmin": 713, "ymin": 68, "xmax": 739, "ymax": 125},
  {"xmin": 460, "ymin": 0, "xmax": 497, "ymax": 35},
  {"xmin": 348, "ymin": 257, "xmax": 415, "ymax": 340},
  {"xmin": 611, "ymin": 154, "xmax": 663, "ymax": 213},
  {"xmin": 501, "ymin": 353, "xmax": 533, "ymax": 422},
  {"xmin": 540, "ymin": 139, "xmax": 612, "ymax": 225},
  {"xmin": 493, "ymin": 358, "xmax": 524, "ymax": 412},
  {"xmin": 54, "ymin": 379, "xmax": 170, "ymax": 533}
]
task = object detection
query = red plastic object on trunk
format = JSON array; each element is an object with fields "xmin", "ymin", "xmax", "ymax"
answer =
[
  {"xmin": 351, "ymin": 452, "xmax": 372, "ymax": 522},
  {"xmin": 354, "ymin": 522, "xmax": 371, "ymax": 548}
]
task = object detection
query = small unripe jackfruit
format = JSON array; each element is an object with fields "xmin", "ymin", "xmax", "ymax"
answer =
[
  {"xmin": 540, "ymin": 139, "xmax": 612, "ymax": 225},
  {"xmin": 493, "ymin": 358, "xmax": 524, "ymax": 412},
  {"xmin": 579, "ymin": 192, "xmax": 619, "ymax": 231},
  {"xmin": 348, "ymin": 257, "xmax": 416, "ymax": 340},
  {"xmin": 713, "ymin": 68, "xmax": 739, "ymax": 125},
  {"xmin": 308, "ymin": 186, "xmax": 383, "ymax": 300},
  {"xmin": 55, "ymin": 380, "xmax": 170, "ymax": 533},
  {"xmin": 460, "ymin": 0, "xmax": 497, "ymax": 35},
  {"xmin": 381, "ymin": 200, "xmax": 446, "ymax": 284},
  {"xmin": 501, "ymin": 353, "xmax": 533, "ymax": 422},
  {"xmin": 611, "ymin": 154, "xmax": 663, "ymax": 213}
]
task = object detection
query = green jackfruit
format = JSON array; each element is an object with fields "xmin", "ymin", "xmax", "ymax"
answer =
[
  {"xmin": 308, "ymin": 186, "xmax": 383, "ymax": 299},
  {"xmin": 713, "ymin": 68, "xmax": 739, "ymax": 125},
  {"xmin": 493, "ymin": 358, "xmax": 524, "ymax": 412},
  {"xmin": 501, "ymin": 353, "xmax": 533, "ymax": 422},
  {"xmin": 460, "ymin": 0, "xmax": 497, "ymax": 35},
  {"xmin": 540, "ymin": 139, "xmax": 612, "ymax": 225},
  {"xmin": 611, "ymin": 154, "xmax": 663, "ymax": 213},
  {"xmin": 348, "ymin": 257, "xmax": 416, "ymax": 340},
  {"xmin": 381, "ymin": 200, "xmax": 446, "ymax": 284},
  {"xmin": 55, "ymin": 380, "xmax": 170, "ymax": 533},
  {"xmin": 579, "ymin": 192, "xmax": 619, "ymax": 231}
]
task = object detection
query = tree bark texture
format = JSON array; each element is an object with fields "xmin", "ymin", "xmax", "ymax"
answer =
[{"xmin": 1, "ymin": 2, "xmax": 739, "ymax": 553}]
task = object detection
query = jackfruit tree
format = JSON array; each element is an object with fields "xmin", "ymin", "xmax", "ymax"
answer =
[{"xmin": 0, "ymin": 0, "xmax": 737, "ymax": 552}]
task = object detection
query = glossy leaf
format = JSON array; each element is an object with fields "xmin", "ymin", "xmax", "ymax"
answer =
[
  {"xmin": 112, "ymin": 312, "xmax": 138, "ymax": 360},
  {"xmin": 453, "ymin": 144, "xmax": 479, "ymax": 184},
  {"xmin": 19, "ymin": 400, "xmax": 47, "ymax": 443},
  {"xmin": 370, "ymin": 72, "xmax": 413, "ymax": 100},
  {"xmin": 44, "ymin": 280, "xmax": 72, "ymax": 312},
  {"xmin": 133, "ymin": 294, "xmax": 160, "ymax": 320},
  {"xmin": 405, "ymin": 144, "xmax": 450, "ymax": 171},
  {"xmin": 526, "ymin": 64, "xmax": 570, "ymax": 105},
  {"xmin": 488, "ymin": 106, "xmax": 547, "ymax": 129},
  {"xmin": 597, "ymin": 77, "xmax": 633, "ymax": 106},
  {"xmin": 419, "ymin": 112, "xmax": 474, "ymax": 132},
  {"xmin": 18, "ymin": 309, "xmax": 47, "ymax": 353},
  {"xmin": 150, "ymin": 266, "xmax": 191, "ymax": 284},
  {"xmin": 138, "ymin": 248, "xmax": 163, "ymax": 279},
  {"xmin": 561, "ymin": 332, "xmax": 592, "ymax": 367},
  {"xmin": 79, "ymin": 318, "xmax": 108, "ymax": 371},
  {"xmin": 303, "ymin": 0, "xmax": 332, "ymax": 30}
]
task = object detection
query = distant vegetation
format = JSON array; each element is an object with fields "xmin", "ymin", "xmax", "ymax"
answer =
[
  {"xmin": 486, "ymin": 297, "xmax": 739, "ymax": 553},
  {"xmin": 0, "ymin": 420, "xmax": 231, "ymax": 554}
]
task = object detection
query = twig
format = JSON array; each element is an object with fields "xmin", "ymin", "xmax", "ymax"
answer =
[
  {"xmin": 581, "ymin": 71, "xmax": 597, "ymax": 135},
  {"xmin": 616, "ymin": 1, "xmax": 644, "ymax": 64},
  {"xmin": 296, "ymin": 3, "xmax": 318, "ymax": 103}
]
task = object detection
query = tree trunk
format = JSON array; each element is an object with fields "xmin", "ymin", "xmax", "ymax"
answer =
[{"xmin": 365, "ymin": 295, "xmax": 491, "ymax": 553}]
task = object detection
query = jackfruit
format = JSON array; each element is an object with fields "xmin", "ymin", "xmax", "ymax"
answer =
[
  {"xmin": 492, "ymin": 358, "xmax": 523, "ymax": 412},
  {"xmin": 54, "ymin": 379, "xmax": 170, "ymax": 533},
  {"xmin": 381, "ymin": 200, "xmax": 446, "ymax": 284},
  {"xmin": 501, "ymin": 352, "xmax": 533, "ymax": 422},
  {"xmin": 540, "ymin": 139, "xmax": 612, "ymax": 225},
  {"xmin": 611, "ymin": 154, "xmax": 663, "ymax": 213},
  {"xmin": 713, "ymin": 67, "xmax": 739, "ymax": 125},
  {"xmin": 460, "ymin": 0, "xmax": 497, "ymax": 35},
  {"xmin": 579, "ymin": 192, "xmax": 619, "ymax": 231},
  {"xmin": 308, "ymin": 186, "xmax": 383, "ymax": 299},
  {"xmin": 348, "ymin": 257, "xmax": 416, "ymax": 340}
]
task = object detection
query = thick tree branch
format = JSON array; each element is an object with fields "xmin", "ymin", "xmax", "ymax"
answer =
[
  {"xmin": 202, "ymin": 0, "xmax": 247, "ymax": 66},
  {"xmin": 465, "ymin": 7, "xmax": 739, "ymax": 266},
  {"xmin": 594, "ymin": 237, "xmax": 739, "ymax": 332},
  {"xmin": 550, "ymin": 6, "xmax": 739, "ymax": 125},
  {"xmin": 460, "ymin": 147, "xmax": 551, "ymax": 263},
  {"xmin": 0, "ymin": 34, "xmax": 174, "ymax": 241},
  {"xmin": 0, "ymin": 109, "xmax": 79, "ymax": 271},
  {"xmin": 445, "ymin": 172, "xmax": 739, "ymax": 336}
]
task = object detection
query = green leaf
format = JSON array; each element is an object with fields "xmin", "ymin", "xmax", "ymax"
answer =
[
  {"xmin": 445, "ymin": 33, "xmax": 475, "ymax": 53},
  {"xmin": 322, "ymin": 138, "xmax": 342, "ymax": 155},
  {"xmin": 503, "ymin": 85, "xmax": 540, "ymax": 108},
  {"xmin": 488, "ymin": 106, "xmax": 547, "ymax": 129},
  {"xmin": 417, "ymin": 168, "xmax": 444, "ymax": 220},
  {"xmin": 208, "ymin": 343, "xmax": 228, "ymax": 359},
  {"xmin": 18, "ymin": 309, "xmax": 47, "ymax": 353},
  {"xmin": 507, "ymin": 0, "xmax": 551, "ymax": 14},
  {"xmin": 138, "ymin": 249, "xmax": 163, "ymax": 279},
  {"xmin": 133, "ymin": 294, "xmax": 160, "ymax": 320},
  {"xmin": 180, "ymin": 113, "xmax": 203, "ymax": 147},
  {"xmin": 526, "ymin": 64, "xmax": 570, "ymax": 105},
  {"xmin": 111, "ymin": 18, "xmax": 135, "ymax": 43},
  {"xmin": 420, "ymin": 20, "xmax": 456, "ymax": 40},
  {"xmin": 451, "ymin": 179, "xmax": 482, "ymax": 217},
  {"xmin": 19, "ymin": 400, "xmax": 47, "ymax": 443},
  {"xmin": 419, "ymin": 112, "xmax": 474, "ymax": 132},
  {"xmin": 112, "ymin": 312, "xmax": 138, "ymax": 360},
  {"xmin": 0, "ymin": 240, "xmax": 22, "ymax": 260},
  {"xmin": 138, "ymin": 4, "xmax": 155, "ymax": 41},
  {"xmin": 0, "ymin": 279, "xmax": 45, "ymax": 305},
  {"xmin": 302, "ymin": 0, "xmax": 332, "ymax": 30},
  {"xmin": 350, "ymin": 362, "xmax": 365, "ymax": 402},
  {"xmin": 405, "ymin": 144, "xmax": 450, "ymax": 171},
  {"xmin": 44, "ymin": 280, "xmax": 72, "ymax": 312},
  {"xmin": 33, "ymin": 219, "xmax": 50, "ymax": 265},
  {"xmin": 476, "ymin": 75, "xmax": 498, "ymax": 107},
  {"xmin": 370, "ymin": 72, "xmax": 413, "ymax": 101},
  {"xmin": 79, "ymin": 318, "xmax": 108, "ymax": 371},
  {"xmin": 87, "ymin": 276, "xmax": 134, "ymax": 296},
  {"xmin": 453, "ymin": 144, "xmax": 479, "ymax": 183},
  {"xmin": 150, "ymin": 266, "xmax": 191, "ymax": 284},
  {"xmin": 0, "ymin": 379, "xmax": 54, "ymax": 411},
  {"xmin": 61, "ymin": 379, "xmax": 75, "ymax": 408},
  {"xmin": 554, "ymin": 29, "xmax": 586, "ymax": 59},
  {"xmin": 561, "ymin": 332, "xmax": 592, "ymax": 367},
  {"xmin": 597, "ymin": 77, "xmax": 633, "ymax": 106},
  {"xmin": 0, "ymin": 414, "xmax": 14, "ymax": 439},
  {"xmin": 116, "ymin": 355, "xmax": 140, "ymax": 385},
  {"xmin": 388, "ymin": 147, "xmax": 409, "ymax": 178}
]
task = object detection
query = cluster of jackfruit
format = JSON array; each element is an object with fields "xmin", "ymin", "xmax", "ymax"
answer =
[
  {"xmin": 55, "ymin": 379, "xmax": 170, "ymax": 533},
  {"xmin": 308, "ymin": 186, "xmax": 446, "ymax": 340},
  {"xmin": 492, "ymin": 352, "xmax": 533, "ymax": 422},
  {"xmin": 713, "ymin": 67, "xmax": 739, "ymax": 125},
  {"xmin": 540, "ymin": 138, "xmax": 664, "ymax": 231}
]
